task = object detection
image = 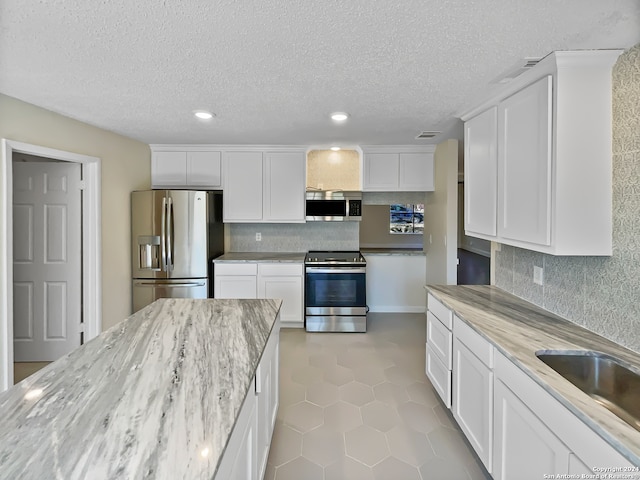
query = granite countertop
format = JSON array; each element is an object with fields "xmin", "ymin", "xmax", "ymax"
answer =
[
  {"xmin": 426, "ymin": 285, "xmax": 640, "ymax": 465},
  {"xmin": 361, "ymin": 248, "xmax": 425, "ymax": 256},
  {"xmin": 213, "ymin": 252, "xmax": 306, "ymax": 262},
  {"xmin": 0, "ymin": 298, "xmax": 282, "ymax": 480}
]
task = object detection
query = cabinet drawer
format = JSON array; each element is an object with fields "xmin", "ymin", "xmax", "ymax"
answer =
[
  {"xmin": 258, "ymin": 263, "xmax": 303, "ymax": 277},
  {"xmin": 427, "ymin": 312, "xmax": 452, "ymax": 369},
  {"xmin": 427, "ymin": 294, "xmax": 453, "ymax": 329},
  {"xmin": 215, "ymin": 263, "xmax": 258, "ymax": 275},
  {"xmin": 454, "ymin": 316, "xmax": 493, "ymax": 368},
  {"xmin": 426, "ymin": 346, "xmax": 452, "ymax": 408}
]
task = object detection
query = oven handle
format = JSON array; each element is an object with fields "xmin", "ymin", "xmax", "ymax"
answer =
[{"xmin": 305, "ymin": 267, "xmax": 366, "ymax": 274}]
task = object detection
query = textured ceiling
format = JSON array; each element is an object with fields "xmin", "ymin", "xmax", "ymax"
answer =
[{"xmin": 1, "ymin": 1, "xmax": 639, "ymax": 146}]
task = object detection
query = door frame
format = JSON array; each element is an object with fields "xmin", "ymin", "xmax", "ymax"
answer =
[{"xmin": 0, "ymin": 139, "xmax": 102, "ymax": 391}]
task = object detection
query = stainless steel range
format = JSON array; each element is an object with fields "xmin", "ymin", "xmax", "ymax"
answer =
[{"xmin": 304, "ymin": 251, "xmax": 368, "ymax": 332}]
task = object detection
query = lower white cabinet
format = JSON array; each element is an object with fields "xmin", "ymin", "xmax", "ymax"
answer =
[
  {"xmin": 214, "ymin": 263, "xmax": 258, "ymax": 299},
  {"xmin": 452, "ymin": 317, "xmax": 493, "ymax": 472},
  {"xmin": 215, "ymin": 317, "xmax": 280, "ymax": 480},
  {"xmin": 493, "ymin": 377, "xmax": 570, "ymax": 480},
  {"xmin": 215, "ymin": 262, "xmax": 304, "ymax": 327},
  {"xmin": 257, "ymin": 264, "xmax": 303, "ymax": 327},
  {"xmin": 425, "ymin": 292, "xmax": 635, "ymax": 479},
  {"xmin": 493, "ymin": 349, "xmax": 633, "ymax": 478},
  {"xmin": 255, "ymin": 326, "xmax": 280, "ymax": 479}
]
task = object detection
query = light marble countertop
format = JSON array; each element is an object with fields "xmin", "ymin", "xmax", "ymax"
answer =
[
  {"xmin": 361, "ymin": 248, "xmax": 425, "ymax": 256},
  {"xmin": 426, "ymin": 285, "xmax": 640, "ymax": 465},
  {"xmin": 213, "ymin": 252, "xmax": 306, "ymax": 262},
  {"xmin": 0, "ymin": 298, "xmax": 282, "ymax": 480}
]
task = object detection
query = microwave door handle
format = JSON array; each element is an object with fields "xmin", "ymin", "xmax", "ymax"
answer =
[
  {"xmin": 166, "ymin": 196, "xmax": 174, "ymax": 272},
  {"xmin": 161, "ymin": 196, "xmax": 167, "ymax": 272}
]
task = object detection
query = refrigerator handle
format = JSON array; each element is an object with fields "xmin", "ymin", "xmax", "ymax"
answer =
[
  {"xmin": 161, "ymin": 196, "xmax": 167, "ymax": 271},
  {"xmin": 167, "ymin": 196, "xmax": 174, "ymax": 272}
]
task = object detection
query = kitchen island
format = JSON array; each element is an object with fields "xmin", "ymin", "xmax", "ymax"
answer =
[{"xmin": 0, "ymin": 298, "xmax": 281, "ymax": 480}]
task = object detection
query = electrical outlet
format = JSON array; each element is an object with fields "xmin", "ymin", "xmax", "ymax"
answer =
[
  {"xmin": 255, "ymin": 232, "xmax": 261, "ymax": 241},
  {"xmin": 533, "ymin": 266, "xmax": 544, "ymax": 285}
]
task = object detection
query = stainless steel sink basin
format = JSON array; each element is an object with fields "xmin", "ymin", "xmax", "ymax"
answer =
[{"xmin": 536, "ymin": 350, "xmax": 640, "ymax": 432}]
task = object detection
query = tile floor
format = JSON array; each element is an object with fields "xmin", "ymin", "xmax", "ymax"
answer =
[{"xmin": 266, "ymin": 313, "xmax": 491, "ymax": 480}]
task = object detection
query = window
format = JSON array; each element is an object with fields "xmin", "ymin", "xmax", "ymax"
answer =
[{"xmin": 390, "ymin": 204, "xmax": 424, "ymax": 234}]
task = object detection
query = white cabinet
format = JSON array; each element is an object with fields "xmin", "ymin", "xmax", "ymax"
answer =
[
  {"xmin": 257, "ymin": 264, "xmax": 303, "ymax": 327},
  {"xmin": 460, "ymin": 50, "xmax": 622, "ymax": 255},
  {"xmin": 493, "ymin": 349, "xmax": 634, "ymax": 478},
  {"xmin": 151, "ymin": 148, "xmax": 222, "ymax": 188},
  {"xmin": 214, "ymin": 263, "xmax": 258, "ymax": 299},
  {"xmin": 464, "ymin": 107, "xmax": 497, "ymax": 237},
  {"xmin": 493, "ymin": 377, "xmax": 570, "ymax": 480},
  {"xmin": 452, "ymin": 317, "xmax": 493, "ymax": 473},
  {"xmin": 223, "ymin": 152, "xmax": 264, "ymax": 222},
  {"xmin": 215, "ymin": 262, "xmax": 304, "ymax": 327},
  {"xmin": 497, "ymin": 76, "xmax": 552, "ymax": 246},
  {"xmin": 263, "ymin": 152, "xmax": 305, "ymax": 222},
  {"xmin": 362, "ymin": 147, "xmax": 435, "ymax": 192},
  {"xmin": 425, "ymin": 294, "xmax": 453, "ymax": 407},
  {"xmin": 224, "ymin": 150, "xmax": 306, "ymax": 223},
  {"xmin": 215, "ymin": 316, "xmax": 280, "ymax": 480},
  {"xmin": 255, "ymin": 324, "xmax": 280, "ymax": 480}
]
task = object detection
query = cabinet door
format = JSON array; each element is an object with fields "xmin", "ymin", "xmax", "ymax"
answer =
[
  {"xmin": 264, "ymin": 152, "xmax": 305, "ymax": 222},
  {"xmin": 255, "ymin": 329, "xmax": 280, "ymax": 480},
  {"xmin": 399, "ymin": 153, "xmax": 434, "ymax": 191},
  {"xmin": 497, "ymin": 75, "xmax": 552, "ymax": 245},
  {"xmin": 426, "ymin": 346, "xmax": 451, "ymax": 408},
  {"xmin": 493, "ymin": 378, "xmax": 570, "ymax": 480},
  {"xmin": 364, "ymin": 153, "xmax": 399, "ymax": 191},
  {"xmin": 152, "ymin": 151, "xmax": 187, "ymax": 187},
  {"xmin": 214, "ymin": 276, "xmax": 257, "ymax": 299},
  {"xmin": 223, "ymin": 151, "xmax": 263, "ymax": 221},
  {"xmin": 464, "ymin": 107, "xmax": 498, "ymax": 237},
  {"xmin": 452, "ymin": 336, "xmax": 493, "ymax": 472},
  {"xmin": 258, "ymin": 275, "xmax": 303, "ymax": 325},
  {"xmin": 186, "ymin": 151, "xmax": 222, "ymax": 188}
]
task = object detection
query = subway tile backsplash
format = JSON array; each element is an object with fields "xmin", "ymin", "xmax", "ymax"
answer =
[{"xmin": 494, "ymin": 44, "xmax": 640, "ymax": 353}]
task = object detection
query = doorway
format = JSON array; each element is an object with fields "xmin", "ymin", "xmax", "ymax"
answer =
[{"xmin": 0, "ymin": 140, "xmax": 101, "ymax": 391}]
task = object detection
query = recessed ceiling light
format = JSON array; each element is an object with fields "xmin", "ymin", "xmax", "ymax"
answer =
[
  {"xmin": 330, "ymin": 112, "xmax": 349, "ymax": 122},
  {"xmin": 330, "ymin": 146, "xmax": 341, "ymax": 151},
  {"xmin": 194, "ymin": 110, "xmax": 214, "ymax": 120}
]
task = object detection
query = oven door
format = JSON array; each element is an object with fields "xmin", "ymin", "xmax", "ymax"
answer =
[{"xmin": 305, "ymin": 267, "xmax": 367, "ymax": 315}]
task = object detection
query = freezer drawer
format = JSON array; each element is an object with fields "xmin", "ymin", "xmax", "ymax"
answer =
[{"xmin": 132, "ymin": 279, "xmax": 208, "ymax": 312}]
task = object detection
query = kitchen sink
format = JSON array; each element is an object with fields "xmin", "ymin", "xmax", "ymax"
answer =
[{"xmin": 536, "ymin": 350, "xmax": 640, "ymax": 432}]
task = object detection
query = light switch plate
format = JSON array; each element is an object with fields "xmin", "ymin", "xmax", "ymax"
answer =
[{"xmin": 256, "ymin": 232, "xmax": 262, "ymax": 241}]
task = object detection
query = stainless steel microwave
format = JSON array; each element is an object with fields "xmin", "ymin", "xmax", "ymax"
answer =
[{"xmin": 305, "ymin": 191, "xmax": 362, "ymax": 221}]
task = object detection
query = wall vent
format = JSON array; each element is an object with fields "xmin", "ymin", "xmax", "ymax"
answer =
[
  {"xmin": 490, "ymin": 57, "xmax": 542, "ymax": 84},
  {"xmin": 415, "ymin": 131, "xmax": 440, "ymax": 139}
]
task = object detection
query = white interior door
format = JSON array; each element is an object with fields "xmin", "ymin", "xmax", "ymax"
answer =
[{"xmin": 13, "ymin": 160, "xmax": 82, "ymax": 361}]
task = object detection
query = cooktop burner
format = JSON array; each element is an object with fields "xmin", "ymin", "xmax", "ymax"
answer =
[{"xmin": 305, "ymin": 251, "xmax": 365, "ymax": 265}]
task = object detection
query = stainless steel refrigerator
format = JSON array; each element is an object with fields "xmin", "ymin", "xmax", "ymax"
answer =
[{"xmin": 131, "ymin": 190, "xmax": 224, "ymax": 312}]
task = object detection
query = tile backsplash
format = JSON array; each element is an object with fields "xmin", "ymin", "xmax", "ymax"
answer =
[
  {"xmin": 229, "ymin": 222, "xmax": 359, "ymax": 252},
  {"xmin": 494, "ymin": 44, "xmax": 640, "ymax": 353}
]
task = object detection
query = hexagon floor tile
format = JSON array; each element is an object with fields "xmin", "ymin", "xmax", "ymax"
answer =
[{"xmin": 268, "ymin": 313, "xmax": 491, "ymax": 480}]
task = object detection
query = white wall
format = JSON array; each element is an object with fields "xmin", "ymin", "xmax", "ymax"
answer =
[
  {"xmin": 424, "ymin": 139, "xmax": 459, "ymax": 285},
  {"xmin": 0, "ymin": 94, "xmax": 150, "ymax": 331},
  {"xmin": 364, "ymin": 254, "xmax": 426, "ymax": 312}
]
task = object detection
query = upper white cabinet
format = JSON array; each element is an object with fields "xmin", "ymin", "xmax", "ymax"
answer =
[
  {"xmin": 150, "ymin": 147, "xmax": 222, "ymax": 189},
  {"xmin": 460, "ymin": 50, "xmax": 622, "ymax": 255},
  {"xmin": 224, "ymin": 151, "xmax": 264, "ymax": 222},
  {"xmin": 464, "ymin": 107, "xmax": 497, "ymax": 237},
  {"xmin": 224, "ymin": 149, "xmax": 306, "ymax": 223},
  {"xmin": 362, "ymin": 146, "xmax": 435, "ymax": 192}
]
